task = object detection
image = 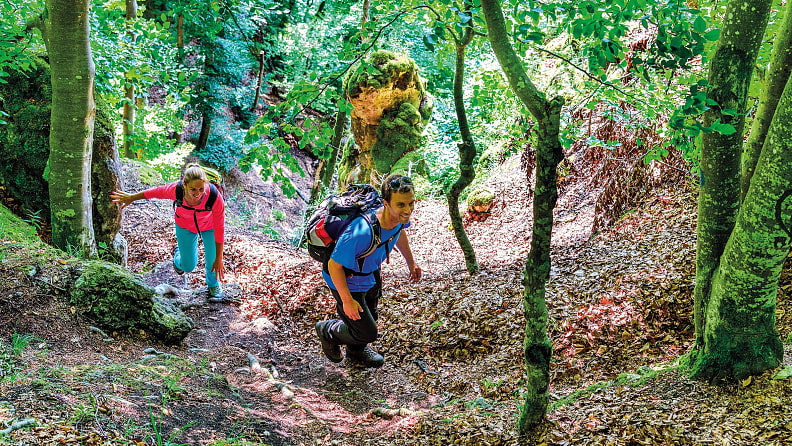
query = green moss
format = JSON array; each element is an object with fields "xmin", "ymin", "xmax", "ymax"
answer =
[
  {"xmin": 344, "ymin": 50, "xmax": 421, "ymax": 98},
  {"xmin": 70, "ymin": 262, "xmax": 156, "ymax": 333},
  {"xmin": 0, "ymin": 205, "xmax": 40, "ymax": 242},
  {"xmin": 371, "ymin": 102, "xmax": 424, "ymax": 172},
  {"xmin": 466, "ymin": 188, "xmax": 495, "ymax": 212}
]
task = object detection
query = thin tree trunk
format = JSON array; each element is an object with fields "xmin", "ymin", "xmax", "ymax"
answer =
[
  {"xmin": 122, "ymin": 0, "xmax": 138, "ymax": 158},
  {"xmin": 251, "ymin": 50, "xmax": 265, "ymax": 111},
  {"xmin": 310, "ymin": 109, "xmax": 346, "ymax": 201},
  {"xmin": 741, "ymin": 2, "xmax": 792, "ymax": 199},
  {"xmin": 480, "ymin": 0, "xmax": 562, "ymax": 433},
  {"xmin": 693, "ymin": 0, "xmax": 772, "ymax": 354},
  {"xmin": 197, "ymin": 115, "xmax": 211, "ymax": 150},
  {"xmin": 447, "ymin": 23, "xmax": 478, "ymax": 275},
  {"xmin": 44, "ymin": 0, "xmax": 97, "ymax": 256}
]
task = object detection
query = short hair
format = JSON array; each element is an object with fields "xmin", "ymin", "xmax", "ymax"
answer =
[
  {"xmin": 381, "ymin": 174, "xmax": 414, "ymax": 202},
  {"xmin": 183, "ymin": 164, "xmax": 207, "ymax": 184}
]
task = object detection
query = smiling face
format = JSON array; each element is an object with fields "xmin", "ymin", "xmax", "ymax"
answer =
[
  {"xmin": 383, "ymin": 190, "xmax": 415, "ymax": 227},
  {"xmin": 184, "ymin": 179, "xmax": 206, "ymax": 202}
]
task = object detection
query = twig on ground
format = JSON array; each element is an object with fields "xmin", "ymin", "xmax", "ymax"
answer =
[{"xmin": 0, "ymin": 418, "xmax": 37, "ymax": 436}]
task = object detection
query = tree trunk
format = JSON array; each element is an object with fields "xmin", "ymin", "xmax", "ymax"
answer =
[
  {"xmin": 250, "ymin": 50, "xmax": 266, "ymax": 111},
  {"xmin": 44, "ymin": 0, "xmax": 97, "ymax": 256},
  {"xmin": 689, "ymin": 70, "xmax": 792, "ymax": 381},
  {"xmin": 480, "ymin": 0, "xmax": 563, "ymax": 433},
  {"xmin": 92, "ymin": 101, "xmax": 127, "ymax": 266},
  {"xmin": 197, "ymin": 114, "xmax": 211, "ymax": 150},
  {"xmin": 310, "ymin": 109, "xmax": 346, "ymax": 201},
  {"xmin": 693, "ymin": 0, "xmax": 772, "ymax": 359},
  {"xmin": 741, "ymin": 2, "xmax": 792, "ymax": 199},
  {"xmin": 447, "ymin": 26, "xmax": 478, "ymax": 275},
  {"xmin": 122, "ymin": 0, "xmax": 138, "ymax": 159}
]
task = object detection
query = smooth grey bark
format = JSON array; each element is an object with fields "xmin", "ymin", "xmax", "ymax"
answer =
[{"xmin": 43, "ymin": 0, "xmax": 97, "ymax": 256}]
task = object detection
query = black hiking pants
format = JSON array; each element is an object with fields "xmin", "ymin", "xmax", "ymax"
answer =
[{"xmin": 323, "ymin": 270, "xmax": 382, "ymax": 351}]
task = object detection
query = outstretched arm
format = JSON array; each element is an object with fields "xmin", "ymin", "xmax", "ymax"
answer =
[
  {"xmin": 395, "ymin": 232, "xmax": 422, "ymax": 283},
  {"xmin": 110, "ymin": 189, "xmax": 146, "ymax": 210}
]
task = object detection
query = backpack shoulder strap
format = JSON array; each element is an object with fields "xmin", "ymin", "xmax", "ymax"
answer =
[
  {"xmin": 174, "ymin": 181, "xmax": 185, "ymax": 209},
  {"xmin": 204, "ymin": 183, "xmax": 219, "ymax": 211}
]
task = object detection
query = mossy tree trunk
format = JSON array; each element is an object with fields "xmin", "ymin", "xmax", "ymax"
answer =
[
  {"xmin": 741, "ymin": 2, "xmax": 792, "ymax": 199},
  {"xmin": 43, "ymin": 0, "xmax": 97, "ymax": 256},
  {"xmin": 481, "ymin": 0, "xmax": 563, "ymax": 433},
  {"xmin": 447, "ymin": 19, "xmax": 478, "ymax": 275},
  {"xmin": 690, "ymin": 0, "xmax": 787, "ymax": 382}
]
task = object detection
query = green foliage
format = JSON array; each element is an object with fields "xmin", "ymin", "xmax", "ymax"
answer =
[
  {"xmin": 0, "ymin": 0, "xmax": 45, "ymax": 84},
  {"xmin": 0, "ymin": 334, "xmax": 37, "ymax": 381},
  {"xmin": 0, "ymin": 54, "xmax": 51, "ymax": 218},
  {"xmin": 193, "ymin": 121, "xmax": 253, "ymax": 172}
]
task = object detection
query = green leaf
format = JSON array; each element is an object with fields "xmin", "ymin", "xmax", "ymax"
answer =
[
  {"xmin": 704, "ymin": 29, "xmax": 721, "ymax": 41},
  {"xmin": 773, "ymin": 366, "xmax": 792, "ymax": 380},
  {"xmin": 693, "ymin": 16, "xmax": 706, "ymax": 33}
]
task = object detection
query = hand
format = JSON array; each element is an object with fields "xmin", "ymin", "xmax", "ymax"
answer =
[
  {"xmin": 408, "ymin": 264, "xmax": 422, "ymax": 283},
  {"xmin": 110, "ymin": 189, "xmax": 133, "ymax": 209},
  {"xmin": 342, "ymin": 299, "xmax": 363, "ymax": 320},
  {"xmin": 212, "ymin": 259, "xmax": 225, "ymax": 282}
]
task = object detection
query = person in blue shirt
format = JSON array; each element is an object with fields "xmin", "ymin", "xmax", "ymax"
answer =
[{"xmin": 315, "ymin": 174, "xmax": 423, "ymax": 368}]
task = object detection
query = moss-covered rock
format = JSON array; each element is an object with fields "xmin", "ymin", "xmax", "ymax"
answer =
[
  {"xmin": 70, "ymin": 262, "xmax": 193, "ymax": 344},
  {"xmin": 467, "ymin": 188, "xmax": 495, "ymax": 213}
]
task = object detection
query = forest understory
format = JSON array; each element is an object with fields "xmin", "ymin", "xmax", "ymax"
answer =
[{"xmin": 1, "ymin": 145, "xmax": 792, "ymax": 446}]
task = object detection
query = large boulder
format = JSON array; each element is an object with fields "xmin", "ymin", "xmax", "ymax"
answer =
[{"xmin": 70, "ymin": 262, "xmax": 194, "ymax": 344}]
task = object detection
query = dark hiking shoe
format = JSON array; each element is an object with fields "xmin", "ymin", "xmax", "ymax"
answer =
[
  {"xmin": 173, "ymin": 246, "xmax": 184, "ymax": 275},
  {"xmin": 346, "ymin": 346, "xmax": 384, "ymax": 368},
  {"xmin": 315, "ymin": 321, "xmax": 343, "ymax": 363}
]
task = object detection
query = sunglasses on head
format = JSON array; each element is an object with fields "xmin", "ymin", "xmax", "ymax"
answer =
[{"xmin": 389, "ymin": 176, "xmax": 413, "ymax": 192}]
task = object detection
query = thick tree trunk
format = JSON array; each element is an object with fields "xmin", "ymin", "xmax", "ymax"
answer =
[
  {"xmin": 742, "ymin": 3, "xmax": 792, "ymax": 198},
  {"xmin": 689, "ymin": 70, "xmax": 792, "ymax": 381},
  {"xmin": 693, "ymin": 0, "xmax": 772, "ymax": 351},
  {"xmin": 481, "ymin": 0, "xmax": 563, "ymax": 433},
  {"xmin": 44, "ymin": 0, "xmax": 97, "ymax": 256},
  {"xmin": 447, "ymin": 29, "xmax": 478, "ymax": 275}
]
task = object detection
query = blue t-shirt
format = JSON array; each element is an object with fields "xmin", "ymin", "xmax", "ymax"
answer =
[{"xmin": 322, "ymin": 215, "xmax": 409, "ymax": 292}]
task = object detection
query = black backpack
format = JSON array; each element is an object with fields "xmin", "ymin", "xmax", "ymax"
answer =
[{"xmin": 303, "ymin": 184, "xmax": 402, "ymax": 272}]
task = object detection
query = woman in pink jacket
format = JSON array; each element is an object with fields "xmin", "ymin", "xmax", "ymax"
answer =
[{"xmin": 110, "ymin": 164, "xmax": 227, "ymax": 301}]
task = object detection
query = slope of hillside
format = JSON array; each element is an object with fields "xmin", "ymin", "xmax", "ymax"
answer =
[{"xmin": 1, "ymin": 149, "xmax": 791, "ymax": 445}]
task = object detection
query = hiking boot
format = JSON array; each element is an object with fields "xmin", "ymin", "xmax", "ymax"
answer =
[
  {"xmin": 346, "ymin": 345, "xmax": 384, "ymax": 368},
  {"xmin": 173, "ymin": 246, "xmax": 184, "ymax": 275},
  {"xmin": 207, "ymin": 285, "xmax": 226, "ymax": 303},
  {"xmin": 315, "ymin": 321, "xmax": 343, "ymax": 363}
]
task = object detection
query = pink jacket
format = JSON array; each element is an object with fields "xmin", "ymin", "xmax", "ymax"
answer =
[{"xmin": 144, "ymin": 182, "xmax": 225, "ymax": 243}]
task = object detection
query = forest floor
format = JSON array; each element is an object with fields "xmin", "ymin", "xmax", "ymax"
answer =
[{"xmin": 1, "ymin": 147, "xmax": 792, "ymax": 446}]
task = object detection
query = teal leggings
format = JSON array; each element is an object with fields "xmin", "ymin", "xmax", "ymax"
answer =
[{"xmin": 174, "ymin": 225, "xmax": 218, "ymax": 287}]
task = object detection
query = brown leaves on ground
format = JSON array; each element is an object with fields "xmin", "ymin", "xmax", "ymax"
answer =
[{"xmin": 2, "ymin": 152, "xmax": 792, "ymax": 445}]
